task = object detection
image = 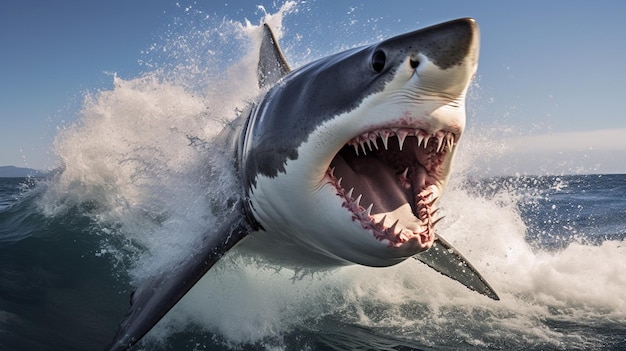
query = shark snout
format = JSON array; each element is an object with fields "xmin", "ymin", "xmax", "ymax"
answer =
[
  {"xmin": 412, "ymin": 18, "xmax": 480, "ymax": 97},
  {"xmin": 418, "ymin": 18, "xmax": 479, "ymax": 70},
  {"xmin": 377, "ymin": 18, "xmax": 479, "ymax": 99}
]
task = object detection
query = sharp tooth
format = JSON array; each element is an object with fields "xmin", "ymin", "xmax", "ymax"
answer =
[
  {"xmin": 432, "ymin": 216, "xmax": 445, "ymax": 227},
  {"xmin": 337, "ymin": 177, "xmax": 343, "ymax": 187},
  {"xmin": 365, "ymin": 139, "xmax": 373, "ymax": 151},
  {"xmin": 418, "ymin": 207, "xmax": 429, "ymax": 220},
  {"xmin": 397, "ymin": 130, "xmax": 408, "ymax": 151},
  {"xmin": 381, "ymin": 133, "xmax": 389, "ymax": 150},
  {"xmin": 389, "ymin": 219, "xmax": 400, "ymax": 234},
  {"xmin": 355, "ymin": 194, "xmax": 362, "ymax": 207},
  {"xmin": 380, "ymin": 214, "xmax": 387, "ymax": 226},
  {"xmin": 446, "ymin": 135, "xmax": 453, "ymax": 151},
  {"xmin": 436, "ymin": 136, "xmax": 444, "ymax": 153},
  {"xmin": 329, "ymin": 167, "xmax": 336, "ymax": 178},
  {"xmin": 397, "ymin": 137, "xmax": 405, "ymax": 151},
  {"xmin": 423, "ymin": 135, "xmax": 431, "ymax": 149},
  {"xmin": 353, "ymin": 144, "xmax": 360, "ymax": 156},
  {"xmin": 417, "ymin": 134, "xmax": 425, "ymax": 147},
  {"xmin": 430, "ymin": 207, "xmax": 441, "ymax": 216},
  {"xmin": 425, "ymin": 196, "xmax": 438, "ymax": 206},
  {"xmin": 369, "ymin": 133, "xmax": 379, "ymax": 150},
  {"xmin": 347, "ymin": 187, "xmax": 354, "ymax": 199},
  {"xmin": 360, "ymin": 142, "xmax": 367, "ymax": 155},
  {"xmin": 365, "ymin": 203, "xmax": 373, "ymax": 217},
  {"xmin": 401, "ymin": 167, "xmax": 409, "ymax": 179}
]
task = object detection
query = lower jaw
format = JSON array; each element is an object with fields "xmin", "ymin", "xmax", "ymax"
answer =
[
  {"xmin": 368, "ymin": 213, "xmax": 436, "ymax": 249},
  {"xmin": 330, "ymin": 179, "xmax": 438, "ymax": 251}
]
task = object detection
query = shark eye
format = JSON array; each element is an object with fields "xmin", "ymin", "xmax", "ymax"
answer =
[{"xmin": 371, "ymin": 50, "xmax": 386, "ymax": 73}]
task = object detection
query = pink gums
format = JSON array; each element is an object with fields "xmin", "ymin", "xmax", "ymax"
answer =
[{"xmin": 324, "ymin": 126, "xmax": 454, "ymax": 250}]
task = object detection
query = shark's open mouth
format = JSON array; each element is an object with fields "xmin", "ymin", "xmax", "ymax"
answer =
[{"xmin": 328, "ymin": 128, "xmax": 455, "ymax": 248}]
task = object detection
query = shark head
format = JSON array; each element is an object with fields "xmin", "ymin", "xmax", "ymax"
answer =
[{"xmin": 242, "ymin": 18, "xmax": 480, "ymax": 267}]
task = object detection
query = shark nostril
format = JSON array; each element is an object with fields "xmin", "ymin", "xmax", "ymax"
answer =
[{"xmin": 410, "ymin": 58, "xmax": 420, "ymax": 69}]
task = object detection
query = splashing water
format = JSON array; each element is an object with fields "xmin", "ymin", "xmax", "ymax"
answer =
[{"xmin": 20, "ymin": 2, "xmax": 625, "ymax": 350}]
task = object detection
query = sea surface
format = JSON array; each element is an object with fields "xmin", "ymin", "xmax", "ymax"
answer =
[
  {"xmin": 1, "ymin": 173, "xmax": 625, "ymax": 351},
  {"xmin": 1, "ymin": 4, "xmax": 625, "ymax": 350}
]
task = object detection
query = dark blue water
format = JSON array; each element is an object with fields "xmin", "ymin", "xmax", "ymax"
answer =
[
  {"xmin": 469, "ymin": 174, "xmax": 626, "ymax": 248},
  {"xmin": 1, "ymin": 174, "xmax": 624, "ymax": 350}
]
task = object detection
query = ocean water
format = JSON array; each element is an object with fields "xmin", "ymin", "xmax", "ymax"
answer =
[
  {"xmin": 2, "ymin": 173, "xmax": 625, "ymax": 351},
  {"xmin": 2, "ymin": 4, "xmax": 625, "ymax": 351}
]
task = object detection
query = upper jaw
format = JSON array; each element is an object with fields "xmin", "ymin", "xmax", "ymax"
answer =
[{"xmin": 315, "ymin": 87, "xmax": 467, "ymax": 251}]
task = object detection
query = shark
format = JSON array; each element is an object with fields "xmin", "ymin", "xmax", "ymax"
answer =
[{"xmin": 107, "ymin": 17, "xmax": 498, "ymax": 351}]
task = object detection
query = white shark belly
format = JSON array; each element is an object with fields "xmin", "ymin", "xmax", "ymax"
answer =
[{"xmin": 237, "ymin": 229, "xmax": 353, "ymax": 269}]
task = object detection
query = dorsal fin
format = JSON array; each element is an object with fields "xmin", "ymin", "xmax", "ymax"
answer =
[{"xmin": 257, "ymin": 23, "xmax": 291, "ymax": 89}]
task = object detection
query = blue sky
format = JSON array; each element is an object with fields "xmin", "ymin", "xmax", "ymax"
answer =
[{"xmin": 1, "ymin": 0, "xmax": 625, "ymax": 174}]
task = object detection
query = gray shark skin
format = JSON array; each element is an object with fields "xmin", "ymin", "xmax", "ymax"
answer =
[{"xmin": 107, "ymin": 18, "xmax": 498, "ymax": 351}]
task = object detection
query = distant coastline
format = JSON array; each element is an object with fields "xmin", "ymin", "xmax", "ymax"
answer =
[{"xmin": 0, "ymin": 166, "xmax": 48, "ymax": 178}]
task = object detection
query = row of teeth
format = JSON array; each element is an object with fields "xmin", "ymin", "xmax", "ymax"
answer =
[
  {"xmin": 344, "ymin": 185, "xmax": 443, "ymax": 246},
  {"xmin": 348, "ymin": 128, "xmax": 456, "ymax": 156},
  {"xmin": 328, "ymin": 168, "xmax": 444, "ymax": 246}
]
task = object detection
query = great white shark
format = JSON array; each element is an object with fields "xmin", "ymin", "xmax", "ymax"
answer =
[{"xmin": 107, "ymin": 18, "xmax": 498, "ymax": 350}]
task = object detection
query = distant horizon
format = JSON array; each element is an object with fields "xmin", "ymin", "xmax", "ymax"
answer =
[{"xmin": 0, "ymin": 165, "xmax": 49, "ymax": 178}]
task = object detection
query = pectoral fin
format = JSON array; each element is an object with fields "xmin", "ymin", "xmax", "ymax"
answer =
[
  {"xmin": 107, "ymin": 201, "xmax": 250, "ymax": 351},
  {"xmin": 414, "ymin": 235, "xmax": 499, "ymax": 300}
]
